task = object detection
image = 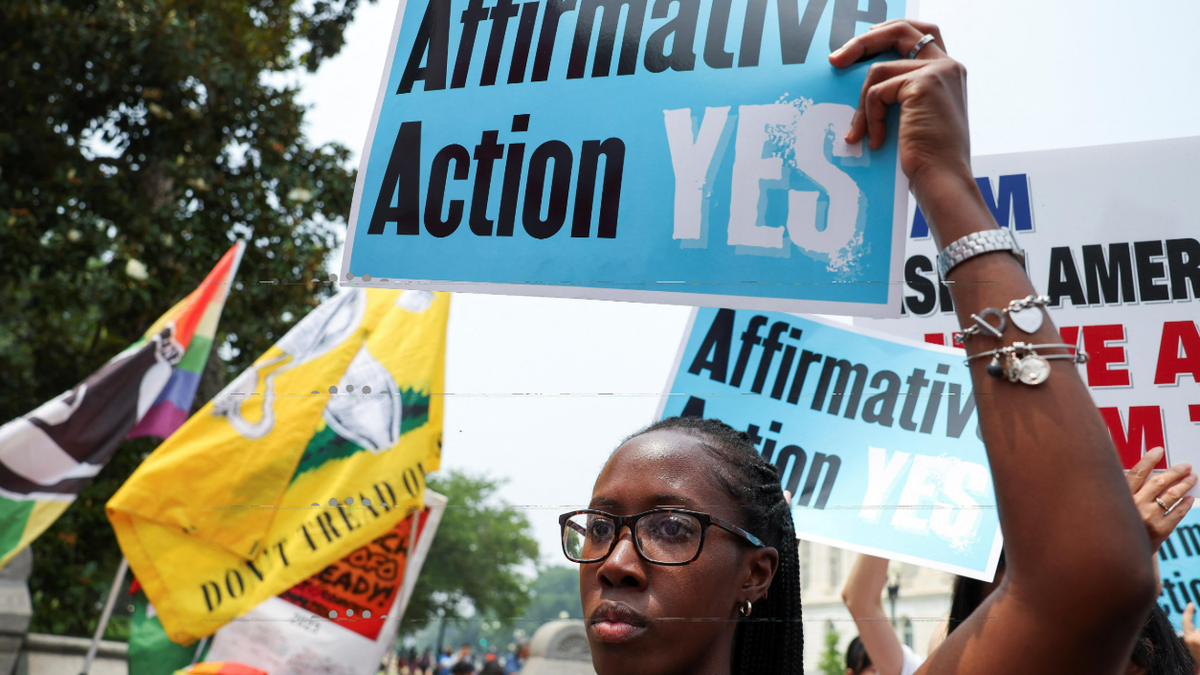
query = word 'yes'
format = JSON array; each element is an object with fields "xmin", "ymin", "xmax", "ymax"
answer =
[
  {"xmin": 859, "ymin": 446, "xmax": 990, "ymax": 541},
  {"xmin": 665, "ymin": 103, "xmax": 861, "ymax": 254}
]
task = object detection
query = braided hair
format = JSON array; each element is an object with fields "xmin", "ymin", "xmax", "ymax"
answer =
[
  {"xmin": 1129, "ymin": 603, "xmax": 1195, "ymax": 675},
  {"xmin": 624, "ymin": 416, "xmax": 804, "ymax": 675}
]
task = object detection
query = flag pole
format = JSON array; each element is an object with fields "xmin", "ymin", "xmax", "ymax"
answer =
[
  {"xmin": 404, "ymin": 506, "xmax": 419, "ymax": 577},
  {"xmin": 191, "ymin": 637, "xmax": 210, "ymax": 666},
  {"xmin": 80, "ymin": 557, "xmax": 129, "ymax": 675}
]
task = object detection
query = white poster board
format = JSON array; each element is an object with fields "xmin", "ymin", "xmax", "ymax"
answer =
[{"xmin": 857, "ymin": 137, "xmax": 1200, "ymax": 491}]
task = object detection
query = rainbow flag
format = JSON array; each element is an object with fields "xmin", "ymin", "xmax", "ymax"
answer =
[
  {"xmin": 0, "ymin": 242, "xmax": 244, "ymax": 569},
  {"xmin": 126, "ymin": 243, "xmax": 245, "ymax": 440}
]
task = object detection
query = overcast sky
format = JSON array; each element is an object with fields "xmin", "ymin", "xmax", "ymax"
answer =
[{"xmin": 292, "ymin": 0, "xmax": 1200, "ymax": 564}]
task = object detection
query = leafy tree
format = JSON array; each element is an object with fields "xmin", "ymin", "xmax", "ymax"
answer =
[
  {"xmin": 817, "ymin": 621, "xmax": 845, "ymax": 675},
  {"xmin": 1, "ymin": 0, "xmax": 369, "ymax": 637},
  {"xmin": 404, "ymin": 471, "xmax": 540, "ymax": 639},
  {"xmin": 519, "ymin": 565, "xmax": 583, "ymax": 625},
  {"xmin": 406, "ymin": 565, "xmax": 581, "ymax": 656}
]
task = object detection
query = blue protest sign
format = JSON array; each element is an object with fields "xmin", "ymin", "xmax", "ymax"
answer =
[
  {"xmin": 341, "ymin": 0, "xmax": 910, "ymax": 316},
  {"xmin": 1158, "ymin": 510, "xmax": 1200, "ymax": 631},
  {"xmin": 658, "ymin": 308, "xmax": 1004, "ymax": 580}
]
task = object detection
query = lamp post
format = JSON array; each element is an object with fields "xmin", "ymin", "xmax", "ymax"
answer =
[
  {"xmin": 435, "ymin": 607, "xmax": 448, "ymax": 657},
  {"xmin": 886, "ymin": 573, "xmax": 901, "ymax": 628}
]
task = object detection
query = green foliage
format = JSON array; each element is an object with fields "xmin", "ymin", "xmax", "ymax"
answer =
[
  {"xmin": 402, "ymin": 472, "xmax": 540, "ymax": 638},
  {"xmin": 1, "ymin": 0, "xmax": 368, "ymax": 636},
  {"xmin": 519, "ymin": 565, "xmax": 583, "ymax": 625},
  {"xmin": 817, "ymin": 622, "xmax": 845, "ymax": 675},
  {"xmin": 407, "ymin": 565, "xmax": 581, "ymax": 654}
]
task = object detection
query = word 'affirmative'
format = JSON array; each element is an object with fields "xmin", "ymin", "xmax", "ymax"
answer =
[
  {"xmin": 397, "ymin": 0, "xmax": 888, "ymax": 92},
  {"xmin": 688, "ymin": 309, "xmax": 977, "ymax": 439}
]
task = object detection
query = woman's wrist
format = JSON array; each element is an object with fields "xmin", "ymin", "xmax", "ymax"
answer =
[{"xmin": 910, "ymin": 162, "xmax": 997, "ymax": 251}]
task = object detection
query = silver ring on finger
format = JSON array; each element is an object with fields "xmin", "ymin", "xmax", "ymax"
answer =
[
  {"xmin": 909, "ymin": 33, "xmax": 936, "ymax": 59},
  {"xmin": 1156, "ymin": 497, "xmax": 1171, "ymax": 512}
]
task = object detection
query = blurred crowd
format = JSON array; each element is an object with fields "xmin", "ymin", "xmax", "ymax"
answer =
[{"xmin": 384, "ymin": 641, "xmax": 531, "ymax": 675}]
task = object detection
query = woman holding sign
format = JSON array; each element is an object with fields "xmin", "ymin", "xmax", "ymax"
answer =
[{"xmin": 560, "ymin": 18, "xmax": 1169, "ymax": 675}]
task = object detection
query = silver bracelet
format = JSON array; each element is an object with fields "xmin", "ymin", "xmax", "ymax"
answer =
[
  {"xmin": 961, "ymin": 308, "xmax": 1006, "ymax": 340},
  {"xmin": 964, "ymin": 342, "xmax": 1089, "ymax": 386},
  {"xmin": 960, "ymin": 295, "xmax": 1051, "ymax": 340},
  {"xmin": 937, "ymin": 229, "xmax": 1026, "ymax": 279},
  {"xmin": 1003, "ymin": 295, "xmax": 1050, "ymax": 333}
]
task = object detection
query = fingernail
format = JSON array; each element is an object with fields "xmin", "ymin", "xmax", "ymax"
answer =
[
  {"xmin": 1150, "ymin": 446, "xmax": 1165, "ymax": 456},
  {"xmin": 831, "ymin": 46, "xmax": 845, "ymax": 57},
  {"xmin": 1182, "ymin": 463, "xmax": 1193, "ymax": 473}
]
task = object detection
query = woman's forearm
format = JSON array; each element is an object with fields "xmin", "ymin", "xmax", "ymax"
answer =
[
  {"xmin": 842, "ymin": 554, "xmax": 889, "ymax": 613},
  {"xmin": 918, "ymin": 167, "xmax": 1156, "ymax": 623},
  {"xmin": 829, "ymin": 19, "xmax": 1155, "ymax": 672},
  {"xmin": 843, "ymin": 555, "xmax": 906, "ymax": 675}
]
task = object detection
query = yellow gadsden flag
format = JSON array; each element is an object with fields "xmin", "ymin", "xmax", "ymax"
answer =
[{"xmin": 108, "ymin": 289, "xmax": 448, "ymax": 645}]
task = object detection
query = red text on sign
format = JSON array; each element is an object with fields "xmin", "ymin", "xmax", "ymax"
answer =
[{"xmin": 1099, "ymin": 406, "xmax": 1167, "ymax": 470}]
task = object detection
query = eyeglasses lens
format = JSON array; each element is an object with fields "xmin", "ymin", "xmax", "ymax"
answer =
[
  {"xmin": 562, "ymin": 511, "xmax": 704, "ymax": 564},
  {"xmin": 563, "ymin": 513, "xmax": 615, "ymax": 562},
  {"xmin": 635, "ymin": 511, "xmax": 702, "ymax": 563}
]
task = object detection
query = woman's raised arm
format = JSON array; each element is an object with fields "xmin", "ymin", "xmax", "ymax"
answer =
[
  {"xmin": 830, "ymin": 20, "xmax": 1157, "ymax": 674},
  {"xmin": 842, "ymin": 555, "xmax": 909, "ymax": 675}
]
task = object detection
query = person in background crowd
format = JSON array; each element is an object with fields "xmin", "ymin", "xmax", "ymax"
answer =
[
  {"xmin": 450, "ymin": 662, "xmax": 475, "ymax": 675},
  {"xmin": 419, "ymin": 649, "xmax": 433, "ymax": 675},
  {"xmin": 1128, "ymin": 604, "xmax": 1196, "ymax": 675},
  {"xmin": 479, "ymin": 653, "xmax": 504, "ymax": 675},
  {"xmin": 400, "ymin": 647, "xmax": 413, "ymax": 674},
  {"xmin": 940, "ymin": 551, "xmax": 1006, "ymax": 642},
  {"xmin": 1180, "ymin": 604, "xmax": 1200, "ymax": 674},
  {"xmin": 844, "ymin": 636, "xmax": 876, "ymax": 675},
  {"xmin": 437, "ymin": 646, "xmax": 455, "ymax": 675},
  {"xmin": 841, "ymin": 557, "xmax": 923, "ymax": 675},
  {"xmin": 565, "ymin": 17, "xmax": 1175, "ymax": 675},
  {"xmin": 504, "ymin": 640, "xmax": 529, "ymax": 675},
  {"xmin": 455, "ymin": 644, "xmax": 473, "ymax": 667}
]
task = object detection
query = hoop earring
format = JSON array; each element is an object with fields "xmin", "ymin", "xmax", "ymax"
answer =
[{"xmin": 739, "ymin": 599, "xmax": 753, "ymax": 617}]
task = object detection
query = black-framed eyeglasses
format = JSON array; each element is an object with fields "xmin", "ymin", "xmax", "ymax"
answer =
[{"xmin": 558, "ymin": 508, "xmax": 767, "ymax": 566}]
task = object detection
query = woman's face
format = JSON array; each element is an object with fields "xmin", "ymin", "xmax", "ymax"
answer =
[{"xmin": 580, "ymin": 430, "xmax": 778, "ymax": 675}]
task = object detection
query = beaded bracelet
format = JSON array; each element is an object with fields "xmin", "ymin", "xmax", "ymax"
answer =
[{"xmin": 964, "ymin": 342, "xmax": 1089, "ymax": 386}]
